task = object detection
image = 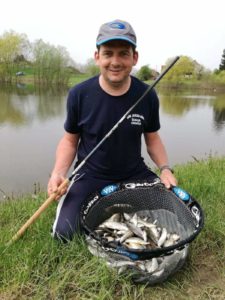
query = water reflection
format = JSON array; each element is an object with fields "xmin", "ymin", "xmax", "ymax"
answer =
[
  {"xmin": 211, "ymin": 95, "xmax": 225, "ymax": 131},
  {"xmin": 0, "ymin": 84, "xmax": 68, "ymax": 127},
  {"xmin": 34, "ymin": 86, "xmax": 67, "ymax": 121},
  {"xmin": 213, "ymin": 108, "xmax": 225, "ymax": 131},
  {"xmin": 158, "ymin": 89, "xmax": 225, "ymax": 131},
  {"xmin": 2, "ymin": 85, "xmax": 225, "ymax": 129},
  {"xmin": 0, "ymin": 84, "xmax": 225, "ymax": 199}
]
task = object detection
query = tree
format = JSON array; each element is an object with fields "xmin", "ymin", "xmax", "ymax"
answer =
[
  {"xmin": 85, "ymin": 58, "xmax": 99, "ymax": 76},
  {"xmin": 219, "ymin": 49, "xmax": 225, "ymax": 71},
  {"xmin": 162, "ymin": 56, "xmax": 198, "ymax": 83},
  {"xmin": 32, "ymin": 39, "xmax": 72, "ymax": 85},
  {"xmin": 136, "ymin": 65, "xmax": 152, "ymax": 81},
  {"xmin": 0, "ymin": 30, "xmax": 30, "ymax": 83},
  {"xmin": 161, "ymin": 56, "xmax": 208, "ymax": 83}
]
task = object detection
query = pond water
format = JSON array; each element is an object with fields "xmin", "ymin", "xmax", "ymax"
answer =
[{"xmin": 0, "ymin": 84, "xmax": 225, "ymax": 199}]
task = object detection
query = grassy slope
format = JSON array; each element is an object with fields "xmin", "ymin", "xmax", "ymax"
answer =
[{"xmin": 0, "ymin": 156, "xmax": 225, "ymax": 300}]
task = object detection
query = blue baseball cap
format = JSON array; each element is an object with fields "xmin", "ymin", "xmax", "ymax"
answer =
[{"xmin": 96, "ymin": 20, "xmax": 137, "ymax": 47}]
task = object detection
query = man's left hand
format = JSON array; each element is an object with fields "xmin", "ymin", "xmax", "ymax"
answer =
[{"xmin": 160, "ymin": 169, "xmax": 177, "ymax": 189}]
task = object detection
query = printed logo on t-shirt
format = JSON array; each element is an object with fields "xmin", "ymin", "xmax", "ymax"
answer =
[{"xmin": 127, "ymin": 114, "xmax": 144, "ymax": 126}]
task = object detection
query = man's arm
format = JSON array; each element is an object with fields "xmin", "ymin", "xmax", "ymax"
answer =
[
  {"xmin": 47, "ymin": 132, "xmax": 80, "ymax": 197},
  {"xmin": 144, "ymin": 131, "xmax": 177, "ymax": 188}
]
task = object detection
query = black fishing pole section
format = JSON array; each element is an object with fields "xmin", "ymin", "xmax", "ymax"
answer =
[{"xmin": 69, "ymin": 56, "xmax": 180, "ymax": 182}]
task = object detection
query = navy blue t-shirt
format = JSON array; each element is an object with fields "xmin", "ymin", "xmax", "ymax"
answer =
[{"xmin": 64, "ymin": 75, "xmax": 160, "ymax": 180}]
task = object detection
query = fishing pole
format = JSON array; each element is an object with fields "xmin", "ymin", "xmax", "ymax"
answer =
[{"xmin": 8, "ymin": 56, "xmax": 180, "ymax": 245}]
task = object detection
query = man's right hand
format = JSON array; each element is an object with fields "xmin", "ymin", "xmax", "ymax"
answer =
[{"xmin": 47, "ymin": 173, "xmax": 68, "ymax": 200}]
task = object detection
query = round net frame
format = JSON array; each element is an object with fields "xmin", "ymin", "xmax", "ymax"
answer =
[{"xmin": 81, "ymin": 179, "xmax": 204, "ymax": 260}]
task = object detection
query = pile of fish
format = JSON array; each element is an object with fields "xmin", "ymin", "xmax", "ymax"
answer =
[
  {"xmin": 94, "ymin": 212, "xmax": 180, "ymax": 250},
  {"xmin": 87, "ymin": 212, "xmax": 188, "ymax": 278}
]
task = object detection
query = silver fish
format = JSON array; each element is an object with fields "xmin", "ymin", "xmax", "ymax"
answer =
[
  {"xmin": 118, "ymin": 266, "xmax": 128, "ymax": 274},
  {"xmin": 146, "ymin": 226, "xmax": 159, "ymax": 244},
  {"xmin": 124, "ymin": 242, "xmax": 145, "ymax": 250},
  {"xmin": 107, "ymin": 260, "xmax": 136, "ymax": 268},
  {"xmin": 152, "ymin": 268, "xmax": 165, "ymax": 277},
  {"xmin": 136, "ymin": 262, "xmax": 146, "ymax": 271},
  {"xmin": 105, "ymin": 236, "xmax": 114, "ymax": 242},
  {"xmin": 105, "ymin": 213, "xmax": 121, "ymax": 222},
  {"xmin": 129, "ymin": 213, "xmax": 138, "ymax": 226},
  {"xmin": 118, "ymin": 230, "xmax": 133, "ymax": 243},
  {"xmin": 123, "ymin": 213, "xmax": 132, "ymax": 221},
  {"xmin": 124, "ymin": 237, "xmax": 150, "ymax": 245},
  {"xmin": 163, "ymin": 239, "xmax": 174, "ymax": 247},
  {"xmin": 157, "ymin": 228, "xmax": 167, "ymax": 247},
  {"xmin": 137, "ymin": 218, "xmax": 157, "ymax": 229},
  {"xmin": 94, "ymin": 212, "xmax": 181, "ymax": 253},
  {"xmin": 99, "ymin": 221, "xmax": 128, "ymax": 231},
  {"xmin": 145, "ymin": 257, "xmax": 159, "ymax": 273},
  {"xmin": 163, "ymin": 233, "xmax": 180, "ymax": 247},
  {"xmin": 170, "ymin": 233, "xmax": 180, "ymax": 242},
  {"xmin": 127, "ymin": 222, "xmax": 147, "ymax": 241}
]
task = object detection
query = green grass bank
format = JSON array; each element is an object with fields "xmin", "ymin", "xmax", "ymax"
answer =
[{"xmin": 0, "ymin": 156, "xmax": 225, "ymax": 300}]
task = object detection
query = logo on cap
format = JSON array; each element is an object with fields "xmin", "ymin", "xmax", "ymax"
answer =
[{"xmin": 109, "ymin": 22, "xmax": 126, "ymax": 29}]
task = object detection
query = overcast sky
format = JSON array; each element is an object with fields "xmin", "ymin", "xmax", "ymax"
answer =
[{"xmin": 1, "ymin": 0, "xmax": 224, "ymax": 71}]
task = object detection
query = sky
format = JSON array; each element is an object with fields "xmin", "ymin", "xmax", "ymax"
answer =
[{"xmin": 1, "ymin": 0, "xmax": 225, "ymax": 71}]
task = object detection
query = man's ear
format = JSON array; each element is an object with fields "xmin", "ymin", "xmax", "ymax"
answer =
[
  {"xmin": 133, "ymin": 51, "xmax": 139, "ymax": 66},
  {"xmin": 94, "ymin": 51, "xmax": 100, "ymax": 65}
]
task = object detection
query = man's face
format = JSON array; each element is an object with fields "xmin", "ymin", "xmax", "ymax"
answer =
[{"xmin": 95, "ymin": 40, "xmax": 138, "ymax": 86}]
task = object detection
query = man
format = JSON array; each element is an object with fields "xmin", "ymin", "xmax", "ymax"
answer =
[{"xmin": 48, "ymin": 19, "xmax": 177, "ymax": 241}]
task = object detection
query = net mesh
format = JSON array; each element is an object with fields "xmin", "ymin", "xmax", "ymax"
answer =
[
  {"xmin": 81, "ymin": 181, "xmax": 203, "ymax": 284},
  {"xmin": 83, "ymin": 183, "xmax": 197, "ymax": 234}
]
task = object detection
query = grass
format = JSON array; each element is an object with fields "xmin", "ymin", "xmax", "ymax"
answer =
[
  {"xmin": 68, "ymin": 73, "xmax": 90, "ymax": 87},
  {"xmin": 13, "ymin": 71, "xmax": 90, "ymax": 89},
  {"xmin": 0, "ymin": 156, "xmax": 225, "ymax": 299}
]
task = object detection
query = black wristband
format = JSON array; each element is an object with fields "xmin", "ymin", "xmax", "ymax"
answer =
[{"xmin": 159, "ymin": 165, "xmax": 174, "ymax": 174}]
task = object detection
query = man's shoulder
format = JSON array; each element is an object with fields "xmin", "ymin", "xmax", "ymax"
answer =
[
  {"xmin": 131, "ymin": 75, "xmax": 147, "ymax": 86},
  {"xmin": 131, "ymin": 76, "xmax": 158, "ymax": 97},
  {"xmin": 69, "ymin": 75, "xmax": 99, "ymax": 94}
]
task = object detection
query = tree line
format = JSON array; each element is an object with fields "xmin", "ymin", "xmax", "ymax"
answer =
[
  {"xmin": 0, "ymin": 31, "xmax": 76, "ymax": 85},
  {"xmin": 0, "ymin": 30, "xmax": 224, "ymax": 85},
  {"xmin": 137, "ymin": 54, "xmax": 225, "ymax": 84}
]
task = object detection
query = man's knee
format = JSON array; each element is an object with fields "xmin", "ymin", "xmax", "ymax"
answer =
[
  {"xmin": 52, "ymin": 220, "xmax": 75, "ymax": 242},
  {"xmin": 52, "ymin": 217, "xmax": 82, "ymax": 242}
]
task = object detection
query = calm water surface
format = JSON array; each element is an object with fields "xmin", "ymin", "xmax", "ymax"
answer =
[{"xmin": 0, "ymin": 84, "xmax": 225, "ymax": 199}]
